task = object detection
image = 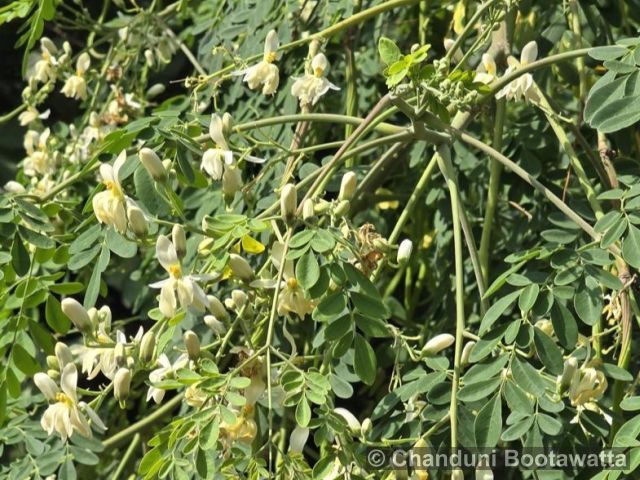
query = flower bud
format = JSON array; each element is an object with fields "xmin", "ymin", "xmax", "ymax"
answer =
[
  {"xmin": 139, "ymin": 330, "xmax": 156, "ymax": 363},
  {"xmin": 4, "ymin": 181, "xmax": 25, "ymax": 194},
  {"xmin": 222, "ymin": 112, "xmax": 234, "ymax": 136},
  {"xmin": 302, "ymin": 198, "xmax": 315, "ymax": 220},
  {"xmin": 61, "ymin": 298, "xmax": 93, "ymax": 334},
  {"xmin": 47, "ymin": 369, "xmax": 60, "ymax": 380},
  {"xmin": 229, "ymin": 254, "xmax": 254, "ymax": 281},
  {"xmin": 289, "ymin": 426, "xmax": 309, "ymax": 453},
  {"xmin": 280, "ymin": 184, "xmax": 297, "ymax": 223},
  {"xmin": 184, "ymin": 330, "xmax": 200, "ymax": 360},
  {"xmin": 198, "ymin": 237, "xmax": 214, "ymax": 257},
  {"xmin": 333, "ymin": 200, "xmax": 350, "ymax": 218},
  {"xmin": 396, "ymin": 239, "xmax": 413, "ymax": 265},
  {"xmin": 46, "ymin": 355, "xmax": 59, "ymax": 371},
  {"xmin": 231, "ymin": 289, "xmax": 248, "ymax": 310},
  {"xmin": 138, "ymin": 147, "xmax": 167, "ymax": 182},
  {"xmin": 334, "ymin": 407, "xmax": 361, "ymax": 435},
  {"xmin": 451, "ymin": 468, "xmax": 464, "ymax": 480},
  {"xmin": 557, "ymin": 356, "xmax": 578, "ymax": 394},
  {"xmin": 172, "ymin": 224, "xmax": 187, "ymax": 259},
  {"xmin": 207, "ymin": 295, "xmax": 229, "ymax": 320},
  {"xmin": 144, "ymin": 49, "xmax": 155, "ymax": 67},
  {"xmin": 114, "ymin": 367, "xmax": 131, "ymax": 405},
  {"xmin": 461, "ymin": 340, "xmax": 475, "ymax": 366},
  {"xmin": 421, "ymin": 333, "xmax": 455, "ymax": 356},
  {"xmin": 55, "ymin": 342, "xmax": 73, "ymax": 370},
  {"xmin": 146, "ymin": 83, "xmax": 165, "ymax": 98},
  {"xmin": 476, "ymin": 467, "xmax": 494, "ymax": 480},
  {"xmin": 339, "ymin": 172, "xmax": 357, "ymax": 201},
  {"xmin": 127, "ymin": 205, "xmax": 148, "ymax": 237},
  {"xmin": 204, "ymin": 315, "xmax": 227, "ymax": 335},
  {"xmin": 308, "ymin": 39, "xmax": 321, "ymax": 59},
  {"xmin": 361, "ymin": 418, "xmax": 372, "ymax": 436},
  {"xmin": 114, "ymin": 342, "xmax": 126, "ymax": 367}
]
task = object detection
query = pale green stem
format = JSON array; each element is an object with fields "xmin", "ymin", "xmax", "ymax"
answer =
[
  {"xmin": 444, "ymin": 0, "xmax": 500, "ymax": 64},
  {"xmin": 112, "ymin": 433, "xmax": 140, "ymax": 479},
  {"xmin": 436, "ymin": 144, "xmax": 465, "ymax": 450}
]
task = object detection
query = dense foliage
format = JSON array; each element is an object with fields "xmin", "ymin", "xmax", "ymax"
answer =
[{"xmin": 2, "ymin": 0, "xmax": 640, "ymax": 479}]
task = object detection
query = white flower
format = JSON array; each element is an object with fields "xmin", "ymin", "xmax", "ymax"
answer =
[
  {"xmin": 253, "ymin": 241, "xmax": 316, "ymax": 318},
  {"xmin": 23, "ymin": 128, "xmax": 53, "ymax": 177},
  {"xmin": 81, "ymin": 330, "xmax": 126, "ymax": 380},
  {"xmin": 496, "ymin": 41, "xmax": 539, "ymax": 102},
  {"xmin": 201, "ymin": 114, "xmax": 264, "ymax": 196},
  {"xmin": 32, "ymin": 37, "xmax": 59, "ymax": 84},
  {"xmin": 149, "ymin": 235, "xmax": 211, "ymax": 318},
  {"xmin": 146, "ymin": 353, "xmax": 189, "ymax": 403},
  {"xmin": 236, "ymin": 29, "xmax": 280, "ymax": 95},
  {"xmin": 18, "ymin": 106, "xmax": 50, "ymax": 127},
  {"xmin": 291, "ymin": 53, "xmax": 340, "ymax": 107},
  {"xmin": 61, "ymin": 52, "xmax": 90, "ymax": 100},
  {"xmin": 92, "ymin": 150, "xmax": 132, "ymax": 233},
  {"xmin": 474, "ymin": 53, "xmax": 497, "ymax": 84},
  {"xmin": 34, "ymin": 364, "xmax": 105, "ymax": 441}
]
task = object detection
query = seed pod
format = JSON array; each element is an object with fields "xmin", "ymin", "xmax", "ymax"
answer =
[
  {"xmin": 302, "ymin": 198, "xmax": 315, "ymax": 220},
  {"xmin": 396, "ymin": 239, "xmax": 413, "ymax": 265},
  {"xmin": 206, "ymin": 295, "xmax": 229, "ymax": 320},
  {"xmin": 184, "ymin": 330, "xmax": 200, "ymax": 360},
  {"xmin": 114, "ymin": 368, "xmax": 131, "ymax": 405},
  {"xmin": 280, "ymin": 184, "xmax": 297, "ymax": 224},
  {"xmin": 172, "ymin": 224, "xmax": 187, "ymax": 259},
  {"xmin": 228, "ymin": 254, "xmax": 254, "ymax": 281},
  {"xmin": 422, "ymin": 333, "xmax": 455, "ymax": 356},
  {"xmin": 127, "ymin": 206, "xmax": 148, "ymax": 237},
  {"xmin": 138, "ymin": 147, "xmax": 167, "ymax": 182},
  {"xmin": 61, "ymin": 298, "xmax": 93, "ymax": 334},
  {"xmin": 139, "ymin": 331, "xmax": 156, "ymax": 363},
  {"xmin": 338, "ymin": 172, "xmax": 357, "ymax": 201},
  {"xmin": 558, "ymin": 357, "xmax": 578, "ymax": 394},
  {"xmin": 461, "ymin": 340, "xmax": 475, "ymax": 366}
]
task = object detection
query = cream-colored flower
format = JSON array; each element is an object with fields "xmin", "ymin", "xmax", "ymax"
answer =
[
  {"xmin": 32, "ymin": 37, "xmax": 59, "ymax": 84},
  {"xmin": 291, "ymin": 53, "xmax": 340, "ymax": 107},
  {"xmin": 146, "ymin": 353, "xmax": 189, "ymax": 403},
  {"xmin": 149, "ymin": 235, "xmax": 211, "ymax": 318},
  {"xmin": 18, "ymin": 106, "xmax": 50, "ymax": 127},
  {"xmin": 61, "ymin": 52, "xmax": 90, "ymax": 100},
  {"xmin": 474, "ymin": 53, "xmax": 497, "ymax": 84},
  {"xmin": 92, "ymin": 150, "xmax": 132, "ymax": 233},
  {"xmin": 23, "ymin": 128, "xmax": 53, "ymax": 177},
  {"xmin": 238, "ymin": 30, "xmax": 280, "ymax": 95},
  {"xmin": 569, "ymin": 366, "xmax": 607, "ymax": 407},
  {"xmin": 34, "ymin": 364, "xmax": 105, "ymax": 441},
  {"xmin": 496, "ymin": 41, "xmax": 539, "ymax": 102}
]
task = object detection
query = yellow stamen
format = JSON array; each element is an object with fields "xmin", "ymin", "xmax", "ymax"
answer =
[
  {"xmin": 169, "ymin": 264, "xmax": 182, "ymax": 278},
  {"xmin": 104, "ymin": 181, "xmax": 115, "ymax": 190},
  {"xmin": 314, "ymin": 67, "xmax": 324, "ymax": 77},
  {"xmin": 55, "ymin": 392, "xmax": 73, "ymax": 407},
  {"xmin": 287, "ymin": 277, "xmax": 298, "ymax": 289},
  {"xmin": 264, "ymin": 52, "xmax": 277, "ymax": 63}
]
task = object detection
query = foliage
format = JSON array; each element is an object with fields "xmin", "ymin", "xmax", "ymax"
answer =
[{"xmin": 1, "ymin": 0, "xmax": 640, "ymax": 479}]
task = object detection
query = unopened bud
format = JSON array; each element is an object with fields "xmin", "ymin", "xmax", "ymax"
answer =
[
  {"xmin": 54, "ymin": 342, "xmax": 73, "ymax": 369},
  {"xmin": 204, "ymin": 315, "xmax": 227, "ymax": 335},
  {"xmin": 558, "ymin": 357, "xmax": 578, "ymax": 393},
  {"xmin": 338, "ymin": 172, "xmax": 357, "ymax": 201},
  {"xmin": 4, "ymin": 181, "xmax": 25, "ymax": 194},
  {"xmin": 114, "ymin": 368, "xmax": 131, "ymax": 405},
  {"xmin": 229, "ymin": 254, "xmax": 254, "ymax": 281},
  {"xmin": 127, "ymin": 206, "xmax": 148, "ymax": 237},
  {"xmin": 222, "ymin": 112, "xmax": 234, "ymax": 136},
  {"xmin": 302, "ymin": 198, "xmax": 315, "ymax": 220},
  {"xmin": 461, "ymin": 341, "xmax": 475, "ymax": 366},
  {"xmin": 207, "ymin": 295, "xmax": 229, "ymax": 320},
  {"xmin": 334, "ymin": 407, "xmax": 361, "ymax": 435},
  {"xmin": 231, "ymin": 289, "xmax": 248, "ymax": 310},
  {"xmin": 396, "ymin": 239, "xmax": 413, "ymax": 264},
  {"xmin": 198, "ymin": 237, "xmax": 213, "ymax": 257},
  {"xmin": 280, "ymin": 184, "xmax": 297, "ymax": 223},
  {"xmin": 144, "ymin": 49, "xmax": 155, "ymax": 67},
  {"xmin": 361, "ymin": 418, "xmax": 372, "ymax": 436},
  {"xmin": 114, "ymin": 342, "xmax": 126, "ymax": 367},
  {"xmin": 61, "ymin": 298, "xmax": 93, "ymax": 334},
  {"xmin": 46, "ymin": 355, "xmax": 59, "ymax": 370},
  {"xmin": 422, "ymin": 333, "xmax": 455, "ymax": 356},
  {"xmin": 47, "ymin": 369, "xmax": 60, "ymax": 380},
  {"xmin": 138, "ymin": 147, "xmax": 167, "ymax": 182},
  {"xmin": 172, "ymin": 224, "xmax": 187, "ymax": 259},
  {"xmin": 308, "ymin": 39, "xmax": 321, "ymax": 59},
  {"xmin": 333, "ymin": 199, "xmax": 350, "ymax": 218},
  {"xmin": 183, "ymin": 330, "xmax": 200, "ymax": 359},
  {"xmin": 139, "ymin": 331, "xmax": 156, "ymax": 363},
  {"xmin": 146, "ymin": 83, "xmax": 165, "ymax": 98}
]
